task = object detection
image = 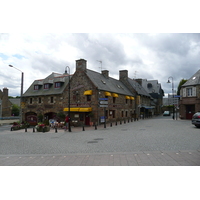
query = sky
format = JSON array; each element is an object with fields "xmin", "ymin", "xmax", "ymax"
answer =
[
  {"xmin": 1, "ymin": 33, "xmax": 200, "ymax": 97},
  {"xmin": 1, "ymin": 1, "xmax": 200, "ymax": 98}
]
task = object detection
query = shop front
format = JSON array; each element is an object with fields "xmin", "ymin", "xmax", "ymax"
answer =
[{"xmin": 63, "ymin": 107, "xmax": 93, "ymax": 126}]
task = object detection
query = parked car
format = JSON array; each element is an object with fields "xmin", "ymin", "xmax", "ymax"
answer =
[
  {"xmin": 192, "ymin": 112, "xmax": 200, "ymax": 128},
  {"xmin": 163, "ymin": 111, "xmax": 170, "ymax": 116}
]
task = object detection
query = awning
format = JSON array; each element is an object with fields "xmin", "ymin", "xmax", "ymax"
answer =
[
  {"xmin": 125, "ymin": 96, "xmax": 130, "ymax": 99},
  {"xmin": 112, "ymin": 93, "xmax": 119, "ymax": 97},
  {"xmin": 104, "ymin": 91, "xmax": 112, "ymax": 96},
  {"xmin": 84, "ymin": 90, "xmax": 93, "ymax": 95},
  {"xmin": 130, "ymin": 97, "xmax": 134, "ymax": 100},
  {"xmin": 63, "ymin": 107, "xmax": 92, "ymax": 112}
]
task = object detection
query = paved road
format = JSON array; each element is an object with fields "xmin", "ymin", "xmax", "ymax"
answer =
[{"xmin": 0, "ymin": 115, "xmax": 200, "ymax": 165}]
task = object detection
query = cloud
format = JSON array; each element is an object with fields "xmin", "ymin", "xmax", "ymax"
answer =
[{"xmin": 1, "ymin": 33, "xmax": 200, "ymax": 97}]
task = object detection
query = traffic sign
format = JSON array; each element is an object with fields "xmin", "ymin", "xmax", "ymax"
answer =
[
  {"xmin": 100, "ymin": 101, "xmax": 108, "ymax": 104},
  {"xmin": 99, "ymin": 98, "xmax": 108, "ymax": 101},
  {"xmin": 99, "ymin": 105, "xmax": 108, "ymax": 107}
]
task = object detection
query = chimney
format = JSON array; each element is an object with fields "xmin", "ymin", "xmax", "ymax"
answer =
[
  {"xmin": 76, "ymin": 59, "xmax": 87, "ymax": 72},
  {"xmin": 119, "ymin": 70, "xmax": 128, "ymax": 80},
  {"xmin": 135, "ymin": 79, "xmax": 142, "ymax": 85},
  {"xmin": 3, "ymin": 87, "xmax": 8, "ymax": 97},
  {"xmin": 102, "ymin": 70, "xmax": 109, "ymax": 78}
]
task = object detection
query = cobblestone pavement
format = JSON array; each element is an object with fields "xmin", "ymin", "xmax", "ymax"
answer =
[{"xmin": 0, "ymin": 115, "xmax": 200, "ymax": 165}]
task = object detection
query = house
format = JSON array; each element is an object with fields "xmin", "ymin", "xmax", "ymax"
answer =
[
  {"xmin": 119, "ymin": 71, "xmax": 152, "ymax": 118},
  {"xmin": 135, "ymin": 79, "xmax": 164, "ymax": 115},
  {"xmin": 63, "ymin": 59, "xmax": 135, "ymax": 126},
  {"xmin": 179, "ymin": 69, "xmax": 200, "ymax": 119},
  {"xmin": 22, "ymin": 58, "xmax": 156, "ymax": 126},
  {"xmin": 22, "ymin": 72, "xmax": 71, "ymax": 125}
]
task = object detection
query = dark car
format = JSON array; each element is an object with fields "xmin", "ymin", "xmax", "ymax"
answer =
[
  {"xmin": 163, "ymin": 111, "xmax": 170, "ymax": 116},
  {"xmin": 192, "ymin": 112, "xmax": 200, "ymax": 128}
]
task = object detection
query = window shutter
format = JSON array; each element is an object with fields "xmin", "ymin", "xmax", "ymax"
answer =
[
  {"xmin": 192, "ymin": 87, "xmax": 196, "ymax": 97},
  {"xmin": 183, "ymin": 88, "xmax": 186, "ymax": 97}
]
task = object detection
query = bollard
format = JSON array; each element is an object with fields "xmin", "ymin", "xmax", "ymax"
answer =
[
  {"xmin": 55, "ymin": 127, "xmax": 57, "ymax": 133},
  {"xmin": 128, "ymin": 119, "xmax": 129, "ymax": 123},
  {"xmin": 110, "ymin": 123, "xmax": 112, "ymax": 127},
  {"xmin": 25, "ymin": 127, "xmax": 27, "ymax": 132},
  {"xmin": 83, "ymin": 126, "xmax": 85, "ymax": 131},
  {"xmin": 115, "ymin": 121, "xmax": 117, "ymax": 126},
  {"xmin": 104, "ymin": 123, "xmax": 106, "ymax": 128},
  {"xmin": 11, "ymin": 127, "xmax": 13, "ymax": 131},
  {"xmin": 33, "ymin": 127, "xmax": 35, "ymax": 132},
  {"xmin": 95, "ymin": 124, "xmax": 97, "ymax": 130},
  {"xmin": 43, "ymin": 127, "xmax": 45, "ymax": 133},
  {"xmin": 120, "ymin": 121, "xmax": 122, "ymax": 125},
  {"xmin": 124, "ymin": 119, "xmax": 126, "ymax": 124}
]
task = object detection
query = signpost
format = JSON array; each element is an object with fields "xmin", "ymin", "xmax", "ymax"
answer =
[{"xmin": 99, "ymin": 98, "xmax": 108, "ymax": 127}]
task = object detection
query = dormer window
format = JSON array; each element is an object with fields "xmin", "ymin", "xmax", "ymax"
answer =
[
  {"xmin": 55, "ymin": 82, "xmax": 61, "ymax": 88},
  {"xmin": 44, "ymin": 84, "xmax": 49, "ymax": 89},
  {"xmin": 34, "ymin": 85, "xmax": 39, "ymax": 90}
]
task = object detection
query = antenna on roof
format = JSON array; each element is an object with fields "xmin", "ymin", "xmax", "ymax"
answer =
[{"xmin": 97, "ymin": 60, "xmax": 102, "ymax": 71}]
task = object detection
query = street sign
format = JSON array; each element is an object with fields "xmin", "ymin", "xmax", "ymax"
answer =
[
  {"xmin": 99, "ymin": 98, "xmax": 108, "ymax": 101},
  {"xmin": 99, "ymin": 105, "xmax": 108, "ymax": 107},
  {"xmin": 100, "ymin": 101, "xmax": 108, "ymax": 104}
]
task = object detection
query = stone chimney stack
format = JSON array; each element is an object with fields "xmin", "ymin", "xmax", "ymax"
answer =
[
  {"xmin": 76, "ymin": 59, "xmax": 87, "ymax": 72},
  {"xmin": 102, "ymin": 70, "xmax": 109, "ymax": 78},
  {"xmin": 119, "ymin": 70, "xmax": 128, "ymax": 80},
  {"xmin": 135, "ymin": 79, "xmax": 142, "ymax": 85}
]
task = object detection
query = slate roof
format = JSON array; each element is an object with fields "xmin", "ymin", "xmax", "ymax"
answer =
[
  {"xmin": 23, "ymin": 72, "xmax": 71, "ymax": 97},
  {"xmin": 127, "ymin": 78, "xmax": 151, "ymax": 97},
  {"xmin": 182, "ymin": 69, "xmax": 200, "ymax": 87},
  {"xmin": 86, "ymin": 69, "xmax": 134, "ymax": 96}
]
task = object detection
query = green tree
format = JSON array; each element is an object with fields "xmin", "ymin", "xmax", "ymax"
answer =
[
  {"xmin": 177, "ymin": 79, "xmax": 187, "ymax": 95},
  {"xmin": 11, "ymin": 104, "xmax": 20, "ymax": 116}
]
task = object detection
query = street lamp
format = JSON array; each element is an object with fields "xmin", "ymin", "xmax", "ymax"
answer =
[
  {"xmin": 9, "ymin": 65, "xmax": 24, "ymax": 122},
  {"xmin": 167, "ymin": 76, "xmax": 175, "ymax": 120},
  {"xmin": 65, "ymin": 66, "xmax": 71, "ymax": 132}
]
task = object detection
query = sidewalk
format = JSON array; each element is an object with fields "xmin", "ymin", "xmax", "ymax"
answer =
[{"xmin": 1, "ymin": 150, "xmax": 200, "ymax": 166}]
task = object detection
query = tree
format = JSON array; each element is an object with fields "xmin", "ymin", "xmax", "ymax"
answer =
[
  {"xmin": 177, "ymin": 79, "xmax": 187, "ymax": 95},
  {"xmin": 11, "ymin": 104, "xmax": 20, "ymax": 116}
]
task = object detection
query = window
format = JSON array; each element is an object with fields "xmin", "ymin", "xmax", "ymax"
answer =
[
  {"xmin": 38, "ymin": 97, "xmax": 41, "ymax": 104},
  {"xmin": 86, "ymin": 95, "xmax": 91, "ymax": 101},
  {"xmin": 187, "ymin": 88, "xmax": 192, "ymax": 96},
  {"xmin": 126, "ymin": 99, "xmax": 128, "ymax": 104},
  {"xmin": 34, "ymin": 85, "xmax": 39, "ymax": 90},
  {"xmin": 113, "ymin": 97, "xmax": 116, "ymax": 103},
  {"xmin": 121, "ymin": 111, "xmax": 124, "ymax": 117},
  {"xmin": 126, "ymin": 111, "xmax": 128, "ymax": 117},
  {"xmin": 44, "ymin": 84, "xmax": 49, "ymax": 89},
  {"xmin": 50, "ymin": 97, "xmax": 54, "ymax": 103},
  {"xmin": 55, "ymin": 82, "xmax": 61, "ymax": 88},
  {"xmin": 30, "ymin": 98, "xmax": 32, "ymax": 104}
]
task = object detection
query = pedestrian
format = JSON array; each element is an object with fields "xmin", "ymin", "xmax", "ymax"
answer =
[{"xmin": 65, "ymin": 115, "xmax": 70, "ymax": 131}]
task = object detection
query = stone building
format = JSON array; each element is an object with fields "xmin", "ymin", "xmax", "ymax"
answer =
[
  {"xmin": 22, "ymin": 72, "xmax": 71, "ymax": 125},
  {"xmin": 135, "ymin": 79, "xmax": 164, "ymax": 115},
  {"xmin": 0, "ymin": 88, "xmax": 13, "ymax": 117},
  {"xmin": 22, "ymin": 58, "xmax": 153, "ymax": 126},
  {"xmin": 119, "ymin": 71, "xmax": 153, "ymax": 118},
  {"xmin": 179, "ymin": 69, "xmax": 200, "ymax": 119}
]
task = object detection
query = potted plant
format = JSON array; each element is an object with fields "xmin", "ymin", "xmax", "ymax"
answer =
[{"xmin": 35, "ymin": 122, "xmax": 50, "ymax": 132}]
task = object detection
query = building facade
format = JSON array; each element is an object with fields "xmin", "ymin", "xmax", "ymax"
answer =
[
  {"xmin": 22, "ymin": 59, "xmax": 158, "ymax": 126},
  {"xmin": 179, "ymin": 69, "xmax": 200, "ymax": 119}
]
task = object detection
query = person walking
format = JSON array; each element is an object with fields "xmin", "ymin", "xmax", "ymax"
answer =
[{"xmin": 65, "ymin": 115, "xmax": 70, "ymax": 131}]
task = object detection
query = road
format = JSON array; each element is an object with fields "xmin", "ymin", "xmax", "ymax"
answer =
[{"xmin": 0, "ymin": 115, "xmax": 200, "ymax": 165}]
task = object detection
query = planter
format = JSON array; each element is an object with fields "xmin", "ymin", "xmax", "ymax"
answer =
[{"xmin": 36, "ymin": 126, "xmax": 50, "ymax": 132}]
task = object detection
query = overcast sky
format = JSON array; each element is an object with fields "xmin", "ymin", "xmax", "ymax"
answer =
[
  {"xmin": 1, "ymin": 1, "xmax": 200, "ymax": 98},
  {"xmin": 1, "ymin": 33, "xmax": 200, "ymax": 97}
]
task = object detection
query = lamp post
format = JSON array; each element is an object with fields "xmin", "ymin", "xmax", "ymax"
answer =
[
  {"xmin": 9, "ymin": 65, "xmax": 24, "ymax": 122},
  {"xmin": 167, "ymin": 76, "xmax": 175, "ymax": 120},
  {"xmin": 65, "ymin": 66, "xmax": 71, "ymax": 132}
]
